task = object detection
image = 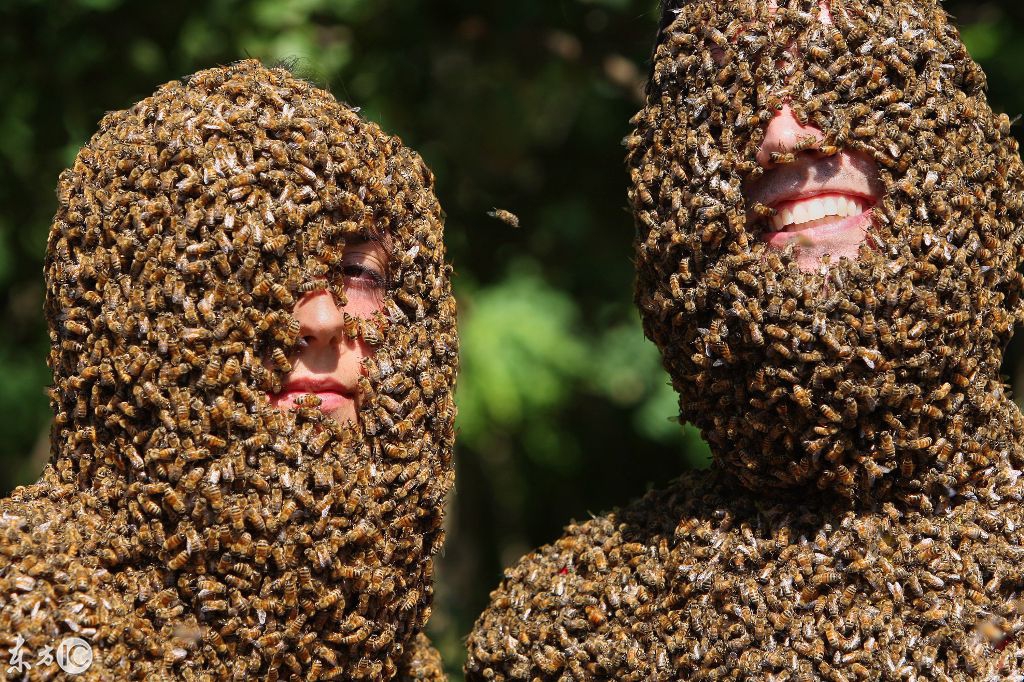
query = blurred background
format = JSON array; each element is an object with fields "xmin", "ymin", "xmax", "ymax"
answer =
[{"xmin": 2, "ymin": 0, "xmax": 1023, "ymax": 676}]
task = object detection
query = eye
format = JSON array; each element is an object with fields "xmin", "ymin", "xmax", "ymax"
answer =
[
  {"xmin": 341, "ymin": 263, "xmax": 385, "ymax": 291},
  {"xmin": 337, "ymin": 238, "xmax": 389, "ymax": 313}
]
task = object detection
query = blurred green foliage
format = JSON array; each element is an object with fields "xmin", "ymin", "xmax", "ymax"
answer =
[{"xmin": 0, "ymin": 0, "xmax": 1021, "ymax": 676}]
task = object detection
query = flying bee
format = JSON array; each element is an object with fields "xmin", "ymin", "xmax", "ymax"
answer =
[{"xmin": 487, "ymin": 208, "xmax": 519, "ymax": 228}]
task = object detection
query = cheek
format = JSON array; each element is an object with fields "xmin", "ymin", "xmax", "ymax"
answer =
[
  {"xmin": 352, "ymin": 337, "xmax": 376, "ymax": 372},
  {"xmin": 344, "ymin": 296, "xmax": 382, "ymax": 319},
  {"xmin": 340, "ymin": 280, "xmax": 385, "ymax": 319}
]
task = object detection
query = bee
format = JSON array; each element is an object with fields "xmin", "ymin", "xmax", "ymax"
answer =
[
  {"xmin": 293, "ymin": 393, "xmax": 322, "ymax": 408},
  {"xmin": 834, "ymin": 464, "xmax": 854, "ymax": 489},
  {"xmin": 902, "ymin": 436, "xmax": 933, "ymax": 451},
  {"xmin": 263, "ymin": 234, "xmax": 289, "ymax": 256},
  {"xmin": 253, "ymin": 539, "xmax": 270, "ymax": 565},
  {"xmin": 163, "ymin": 488, "xmax": 187, "ymax": 514},
  {"xmin": 487, "ymin": 208, "xmax": 520, "ymax": 228},
  {"xmin": 317, "ymin": 588, "xmax": 343, "ymax": 611},
  {"xmin": 879, "ymin": 432, "xmax": 896, "ymax": 460},
  {"xmin": 271, "ymin": 347, "xmax": 291, "ymax": 373},
  {"xmin": 201, "ymin": 482, "xmax": 223, "ymax": 511},
  {"xmin": 819, "ymin": 404, "xmax": 841, "ymax": 423},
  {"xmin": 791, "ymin": 385, "xmax": 812, "ymax": 409},
  {"xmin": 307, "ymin": 429, "xmax": 332, "ymax": 455},
  {"xmin": 137, "ymin": 493, "xmax": 162, "ymax": 517},
  {"xmin": 378, "ymin": 395, "xmax": 404, "ymax": 416},
  {"xmin": 167, "ymin": 549, "xmax": 190, "ymax": 571},
  {"xmin": 228, "ymin": 504, "xmax": 245, "ymax": 531}
]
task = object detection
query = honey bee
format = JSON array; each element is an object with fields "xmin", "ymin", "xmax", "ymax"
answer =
[
  {"xmin": 271, "ymin": 348, "xmax": 292, "ymax": 373},
  {"xmin": 487, "ymin": 208, "xmax": 520, "ymax": 228},
  {"xmin": 60, "ymin": 319, "xmax": 90, "ymax": 337},
  {"xmin": 879, "ymin": 432, "xmax": 896, "ymax": 460},
  {"xmin": 316, "ymin": 588, "xmax": 343, "ymax": 611},
  {"xmin": 293, "ymin": 393, "xmax": 322, "ymax": 408},
  {"xmin": 769, "ymin": 151, "xmax": 795, "ymax": 166},
  {"xmin": 162, "ymin": 487, "xmax": 187, "ymax": 514},
  {"xmin": 200, "ymin": 482, "xmax": 223, "ymax": 511},
  {"xmin": 789, "ymin": 384, "xmax": 812, "ymax": 409},
  {"xmin": 253, "ymin": 539, "xmax": 270, "ymax": 565},
  {"xmin": 167, "ymin": 549, "xmax": 191, "ymax": 571}
]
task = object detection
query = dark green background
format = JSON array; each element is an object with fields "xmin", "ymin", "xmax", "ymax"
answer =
[{"xmin": 2, "ymin": 1, "xmax": 1021, "ymax": 676}]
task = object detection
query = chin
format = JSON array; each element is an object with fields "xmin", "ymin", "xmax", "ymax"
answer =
[{"xmin": 329, "ymin": 408, "xmax": 357, "ymax": 425}]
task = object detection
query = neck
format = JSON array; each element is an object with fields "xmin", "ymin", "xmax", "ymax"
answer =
[{"xmin": 709, "ymin": 367, "xmax": 1024, "ymax": 513}]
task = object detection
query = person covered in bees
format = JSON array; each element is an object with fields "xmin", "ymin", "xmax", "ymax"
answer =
[
  {"xmin": 0, "ymin": 59, "xmax": 458, "ymax": 681},
  {"xmin": 465, "ymin": 0, "xmax": 1024, "ymax": 679}
]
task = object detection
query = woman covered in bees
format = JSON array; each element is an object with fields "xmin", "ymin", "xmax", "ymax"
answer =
[
  {"xmin": 0, "ymin": 60, "xmax": 457, "ymax": 680},
  {"xmin": 466, "ymin": 0, "xmax": 1024, "ymax": 680}
]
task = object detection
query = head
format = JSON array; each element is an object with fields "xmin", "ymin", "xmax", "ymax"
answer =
[
  {"xmin": 44, "ymin": 60, "xmax": 458, "ymax": 677},
  {"xmin": 629, "ymin": 0, "xmax": 1024, "ymax": 502}
]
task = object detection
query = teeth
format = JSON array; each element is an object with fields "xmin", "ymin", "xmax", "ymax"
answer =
[{"xmin": 769, "ymin": 195, "xmax": 866, "ymax": 231}]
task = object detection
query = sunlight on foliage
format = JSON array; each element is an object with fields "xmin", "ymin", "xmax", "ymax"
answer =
[{"xmin": 456, "ymin": 265, "xmax": 587, "ymax": 444}]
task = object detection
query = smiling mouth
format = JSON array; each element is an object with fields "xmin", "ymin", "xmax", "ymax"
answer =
[{"xmin": 769, "ymin": 193, "xmax": 871, "ymax": 232}]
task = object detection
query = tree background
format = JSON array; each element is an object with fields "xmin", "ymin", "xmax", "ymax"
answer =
[{"xmin": 1, "ymin": 0, "xmax": 1022, "ymax": 676}]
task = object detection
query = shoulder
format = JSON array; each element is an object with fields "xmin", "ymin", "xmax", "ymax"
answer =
[
  {"xmin": 465, "ymin": 471, "xmax": 718, "ymax": 681},
  {"xmin": 0, "ymin": 486, "xmax": 172, "ymax": 679}
]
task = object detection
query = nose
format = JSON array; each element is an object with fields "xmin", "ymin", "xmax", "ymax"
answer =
[
  {"xmin": 755, "ymin": 104, "xmax": 827, "ymax": 168},
  {"xmin": 294, "ymin": 290, "xmax": 346, "ymax": 348}
]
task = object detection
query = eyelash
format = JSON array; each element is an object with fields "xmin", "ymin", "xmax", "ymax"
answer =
[{"xmin": 342, "ymin": 263, "xmax": 386, "ymax": 291}]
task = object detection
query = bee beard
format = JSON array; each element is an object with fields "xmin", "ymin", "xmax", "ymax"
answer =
[
  {"xmin": 180, "ymin": 406, "xmax": 432, "ymax": 674},
  {"xmin": 661, "ymin": 238, "xmax": 1011, "ymax": 504}
]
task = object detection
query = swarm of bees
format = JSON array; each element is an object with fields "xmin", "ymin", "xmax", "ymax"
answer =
[
  {"xmin": 0, "ymin": 60, "xmax": 458, "ymax": 680},
  {"xmin": 466, "ymin": 0, "xmax": 1024, "ymax": 679}
]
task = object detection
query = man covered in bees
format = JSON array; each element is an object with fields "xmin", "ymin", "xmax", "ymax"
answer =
[
  {"xmin": 0, "ymin": 60, "xmax": 458, "ymax": 680},
  {"xmin": 465, "ymin": 1, "xmax": 1024, "ymax": 679}
]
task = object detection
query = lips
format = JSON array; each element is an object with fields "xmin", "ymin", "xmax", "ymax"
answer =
[
  {"xmin": 762, "ymin": 208, "xmax": 874, "ymax": 252},
  {"xmin": 270, "ymin": 377, "xmax": 354, "ymax": 415}
]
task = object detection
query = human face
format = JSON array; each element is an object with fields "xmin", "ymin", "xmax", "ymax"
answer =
[
  {"xmin": 743, "ymin": 1, "xmax": 884, "ymax": 272},
  {"xmin": 267, "ymin": 240, "xmax": 387, "ymax": 424}
]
